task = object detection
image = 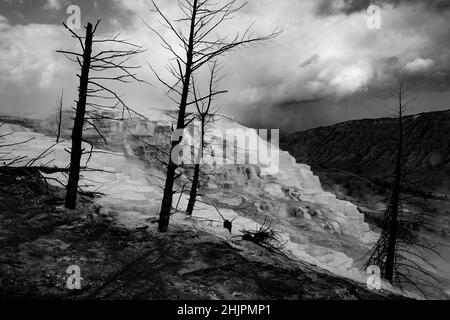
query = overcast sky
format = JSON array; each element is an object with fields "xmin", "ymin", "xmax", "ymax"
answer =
[{"xmin": 1, "ymin": 0, "xmax": 450, "ymax": 132}]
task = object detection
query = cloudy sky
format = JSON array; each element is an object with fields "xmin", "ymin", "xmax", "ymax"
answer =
[{"xmin": 1, "ymin": 0, "xmax": 450, "ymax": 132}]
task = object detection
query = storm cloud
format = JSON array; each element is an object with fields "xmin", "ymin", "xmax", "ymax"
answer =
[
  {"xmin": 316, "ymin": 0, "xmax": 450, "ymax": 16},
  {"xmin": 0, "ymin": 0, "xmax": 449, "ymax": 132}
]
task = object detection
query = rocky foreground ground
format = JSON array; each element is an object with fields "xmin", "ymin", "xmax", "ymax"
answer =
[{"xmin": 0, "ymin": 171, "xmax": 403, "ymax": 300}]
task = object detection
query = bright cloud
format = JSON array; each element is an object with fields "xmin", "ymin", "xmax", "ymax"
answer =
[
  {"xmin": 44, "ymin": 0, "xmax": 68, "ymax": 11},
  {"xmin": 405, "ymin": 58, "xmax": 435, "ymax": 73}
]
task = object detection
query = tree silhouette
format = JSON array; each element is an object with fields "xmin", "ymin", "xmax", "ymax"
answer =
[
  {"xmin": 147, "ymin": 0, "xmax": 281, "ymax": 232},
  {"xmin": 58, "ymin": 21, "xmax": 146, "ymax": 209},
  {"xmin": 363, "ymin": 80, "xmax": 446, "ymax": 297}
]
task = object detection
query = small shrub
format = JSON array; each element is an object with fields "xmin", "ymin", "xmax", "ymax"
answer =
[{"xmin": 240, "ymin": 218, "xmax": 286, "ymax": 253}]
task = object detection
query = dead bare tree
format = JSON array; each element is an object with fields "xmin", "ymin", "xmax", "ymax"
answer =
[
  {"xmin": 363, "ymin": 80, "xmax": 446, "ymax": 297},
  {"xmin": 186, "ymin": 61, "xmax": 224, "ymax": 216},
  {"xmin": 57, "ymin": 20, "xmax": 146, "ymax": 209},
  {"xmin": 148, "ymin": 0, "xmax": 281, "ymax": 232}
]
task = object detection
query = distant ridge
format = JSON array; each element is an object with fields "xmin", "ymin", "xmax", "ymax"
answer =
[{"xmin": 280, "ymin": 109, "xmax": 450, "ymax": 193}]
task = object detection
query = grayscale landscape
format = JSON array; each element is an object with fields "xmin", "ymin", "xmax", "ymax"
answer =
[{"xmin": 0, "ymin": 0, "xmax": 449, "ymax": 302}]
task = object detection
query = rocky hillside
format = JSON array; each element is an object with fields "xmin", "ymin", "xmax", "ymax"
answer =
[{"xmin": 280, "ymin": 110, "xmax": 450, "ymax": 194}]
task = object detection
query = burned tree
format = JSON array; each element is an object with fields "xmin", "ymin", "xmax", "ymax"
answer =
[
  {"xmin": 363, "ymin": 81, "xmax": 445, "ymax": 296},
  {"xmin": 186, "ymin": 61, "xmax": 224, "ymax": 216},
  {"xmin": 58, "ymin": 21, "xmax": 145, "ymax": 210},
  {"xmin": 148, "ymin": 0, "xmax": 281, "ymax": 232}
]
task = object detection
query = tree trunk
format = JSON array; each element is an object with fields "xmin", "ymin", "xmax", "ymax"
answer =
[
  {"xmin": 186, "ymin": 164, "xmax": 200, "ymax": 216},
  {"xmin": 56, "ymin": 97, "xmax": 63, "ymax": 143},
  {"xmin": 186, "ymin": 116, "xmax": 205, "ymax": 216},
  {"xmin": 384, "ymin": 108, "xmax": 403, "ymax": 282},
  {"xmin": 158, "ymin": 155, "xmax": 177, "ymax": 232},
  {"xmin": 158, "ymin": 0, "xmax": 198, "ymax": 232},
  {"xmin": 384, "ymin": 181, "xmax": 399, "ymax": 282},
  {"xmin": 65, "ymin": 23, "xmax": 93, "ymax": 210}
]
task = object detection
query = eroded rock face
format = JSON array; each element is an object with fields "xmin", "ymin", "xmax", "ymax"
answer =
[{"xmin": 280, "ymin": 109, "xmax": 450, "ymax": 194}]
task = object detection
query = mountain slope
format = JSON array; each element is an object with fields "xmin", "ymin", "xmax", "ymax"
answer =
[{"xmin": 280, "ymin": 110, "xmax": 450, "ymax": 194}]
